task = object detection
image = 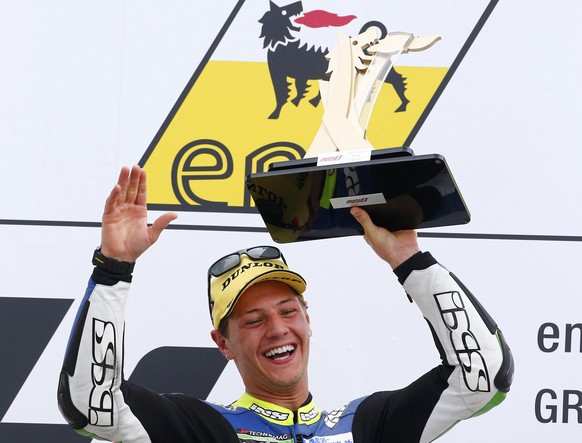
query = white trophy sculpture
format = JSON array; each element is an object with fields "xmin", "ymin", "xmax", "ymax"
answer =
[{"xmin": 305, "ymin": 29, "xmax": 441, "ymax": 157}]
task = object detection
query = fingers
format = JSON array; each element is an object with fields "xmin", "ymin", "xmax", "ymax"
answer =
[
  {"xmin": 109, "ymin": 165, "xmax": 145, "ymax": 206},
  {"xmin": 149, "ymin": 212, "xmax": 178, "ymax": 244},
  {"xmin": 103, "ymin": 184, "xmax": 121, "ymax": 217},
  {"xmin": 350, "ymin": 206, "xmax": 372, "ymax": 231},
  {"xmin": 103, "ymin": 166, "xmax": 148, "ymax": 223},
  {"xmin": 350, "ymin": 206, "xmax": 382, "ymax": 241},
  {"xmin": 125, "ymin": 165, "xmax": 142, "ymax": 205},
  {"xmin": 135, "ymin": 167, "xmax": 147, "ymax": 207},
  {"xmin": 102, "ymin": 166, "xmax": 129, "ymax": 215}
]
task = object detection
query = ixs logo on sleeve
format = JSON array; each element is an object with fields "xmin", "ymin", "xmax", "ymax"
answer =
[
  {"xmin": 434, "ymin": 291, "xmax": 491, "ymax": 393},
  {"xmin": 89, "ymin": 318, "xmax": 116, "ymax": 427},
  {"xmin": 140, "ymin": 0, "xmax": 498, "ymax": 217}
]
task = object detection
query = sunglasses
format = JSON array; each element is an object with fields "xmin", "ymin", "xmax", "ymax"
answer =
[{"xmin": 208, "ymin": 246, "xmax": 287, "ymax": 278}]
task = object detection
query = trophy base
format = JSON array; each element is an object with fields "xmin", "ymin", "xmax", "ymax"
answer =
[{"xmin": 246, "ymin": 147, "xmax": 470, "ymax": 243}]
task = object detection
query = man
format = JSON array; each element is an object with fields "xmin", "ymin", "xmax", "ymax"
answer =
[{"xmin": 58, "ymin": 165, "xmax": 513, "ymax": 442}]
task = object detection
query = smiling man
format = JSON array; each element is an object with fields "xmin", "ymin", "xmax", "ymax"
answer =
[
  {"xmin": 210, "ymin": 279, "xmax": 311, "ymax": 409},
  {"xmin": 58, "ymin": 165, "xmax": 514, "ymax": 442}
]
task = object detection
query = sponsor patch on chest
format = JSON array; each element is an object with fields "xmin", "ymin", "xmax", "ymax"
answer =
[
  {"xmin": 304, "ymin": 432, "xmax": 353, "ymax": 443},
  {"xmin": 236, "ymin": 428, "xmax": 293, "ymax": 442}
]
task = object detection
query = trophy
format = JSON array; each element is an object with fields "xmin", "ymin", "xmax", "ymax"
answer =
[{"xmin": 247, "ymin": 28, "xmax": 470, "ymax": 243}]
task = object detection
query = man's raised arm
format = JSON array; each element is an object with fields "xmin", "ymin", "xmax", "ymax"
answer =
[
  {"xmin": 350, "ymin": 206, "xmax": 514, "ymax": 442},
  {"xmin": 57, "ymin": 166, "xmax": 176, "ymax": 442}
]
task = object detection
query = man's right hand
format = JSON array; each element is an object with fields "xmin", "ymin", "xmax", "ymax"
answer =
[
  {"xmin": 100, "ymin": 165, "xmax": 177, "ymax": 263},
  {"xmin": 350, "ymin": 206, "xmax": 420, "ymax": 270}
]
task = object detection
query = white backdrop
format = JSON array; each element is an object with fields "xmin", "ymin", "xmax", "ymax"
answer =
[{"xmin": 1, "ymin": 1, "xmax": 581, "ymax": 442}]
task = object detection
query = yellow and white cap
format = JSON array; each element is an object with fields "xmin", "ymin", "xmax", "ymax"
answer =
[{"xmin": 208, "ymin": 248, "xmax": 307, "ymax": 330}]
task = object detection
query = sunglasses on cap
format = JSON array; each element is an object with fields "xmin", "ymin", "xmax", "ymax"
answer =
[
  {"xmin": 206, "ymin": 246, "xmax": 288, "ymax": 319},
  {"xmin": 207, "ymin": 246, "xmax": 287, "ymax": 278}
]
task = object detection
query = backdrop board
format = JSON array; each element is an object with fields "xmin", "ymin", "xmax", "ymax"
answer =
[{"xmin": 0, "ymin": 1, "xmax": 581, "ymax": 442}]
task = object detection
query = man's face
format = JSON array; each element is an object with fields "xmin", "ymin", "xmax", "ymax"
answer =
[{"xmin": 213, "ymin": 280, "xmax": 311, "ymax": 400}]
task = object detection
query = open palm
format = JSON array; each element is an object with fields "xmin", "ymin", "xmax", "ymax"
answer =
[{"xmin": 100, "ymin": 165, "xmax": 177, "ymax": 262}]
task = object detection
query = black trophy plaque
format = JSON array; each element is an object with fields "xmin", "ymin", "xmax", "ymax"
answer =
[{"xmin": 246, "ymin": 147, "xmax": 470, "ymax": 243}]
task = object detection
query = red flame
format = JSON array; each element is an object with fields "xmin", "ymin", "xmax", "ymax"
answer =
[{"xmin": 295, "ymin": 10, "xmax": 357, "ymax": 28}]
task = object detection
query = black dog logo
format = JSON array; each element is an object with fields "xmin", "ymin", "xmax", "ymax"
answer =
[{"xmin": 259, "ymin": 1, "xmax": 410, "ymax": 120}]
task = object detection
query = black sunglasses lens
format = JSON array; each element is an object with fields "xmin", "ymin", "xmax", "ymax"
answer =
[
  {"xmin": 209, "ymin": 253, "xmax": 240, "ymax": 276},
  {"xmin": 246, "ymin": 246, "xmax": 281, "ymax": 260},
  {"xmin": 209, "ymin": 247, "xmax": 283, "ymax": 277}
]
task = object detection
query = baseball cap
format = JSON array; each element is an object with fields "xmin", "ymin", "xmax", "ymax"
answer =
[{"xmin": 207, "ymin": 246, "xmax": 307, "ymax": 330}]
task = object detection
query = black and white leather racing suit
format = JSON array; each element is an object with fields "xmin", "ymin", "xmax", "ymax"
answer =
[{"xmin": 58, "ymin": 251, "xmax": 514, "ymax": 442}]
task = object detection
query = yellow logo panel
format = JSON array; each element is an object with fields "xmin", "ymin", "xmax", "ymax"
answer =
[{"xmin": 140, "ymin": 0, "xmax": 496, "ymax": 214}]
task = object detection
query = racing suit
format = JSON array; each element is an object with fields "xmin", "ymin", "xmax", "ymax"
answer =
[{"xmin": 58, "ymin": 251, "xmax": 513, "ymax": 443}]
